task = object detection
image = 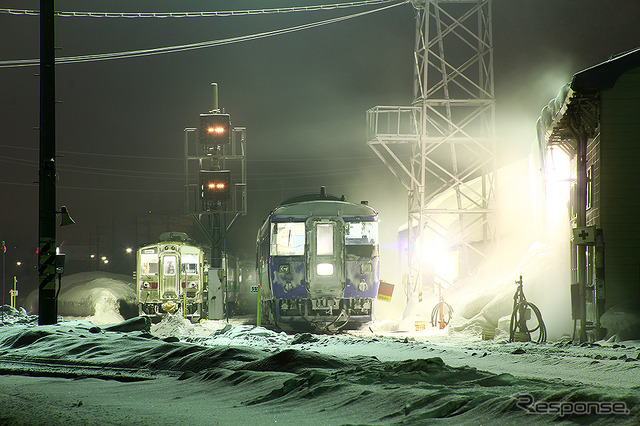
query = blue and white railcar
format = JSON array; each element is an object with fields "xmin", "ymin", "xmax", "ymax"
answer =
[{"xmin": 257, "ymin": 189, "xmax": 379, "ymax": 332}]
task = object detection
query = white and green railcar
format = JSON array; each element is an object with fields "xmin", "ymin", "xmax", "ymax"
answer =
[{"xmin": 136, "ymin": 232, "xmax": 206, "ymax": 322}]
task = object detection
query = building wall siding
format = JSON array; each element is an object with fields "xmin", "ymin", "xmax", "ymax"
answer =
[
  {"xmin": 586, "ymin": 133, "xmax": 601, "ymax": 227},
  {"xmin": 599, "ymin": 67, "xmax": 640, "ymax": 309}
]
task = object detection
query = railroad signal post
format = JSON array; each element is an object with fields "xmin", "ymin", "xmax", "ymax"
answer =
[{"xmin": 184, "ymin": 83, "xmax": 247, "ymax": 319}]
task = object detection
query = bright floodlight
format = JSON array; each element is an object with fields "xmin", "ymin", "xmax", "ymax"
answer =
[
  {"xmin": 418, "ymin": 237, "xmax": 458, "ymax": 286},
  {"xmin": 544, "ymin": 147, "xmax": 573, "ymax": 229}
]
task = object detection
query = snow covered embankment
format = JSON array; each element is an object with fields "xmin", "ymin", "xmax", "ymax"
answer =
[{"xmin": 0, "ymin": 310, "xmax": 639, "ymax": 424}]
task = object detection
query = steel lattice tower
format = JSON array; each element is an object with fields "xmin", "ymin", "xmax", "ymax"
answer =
[{"xmin": 366, "ymin": 0, "xmax": 496, "ymax": 308}]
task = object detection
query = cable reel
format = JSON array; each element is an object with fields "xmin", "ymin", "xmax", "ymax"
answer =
[{"xmin": 509, "ymin": 276, "xmax": 547, "ymax": 343}]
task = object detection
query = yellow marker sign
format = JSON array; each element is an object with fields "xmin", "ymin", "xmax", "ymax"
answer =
[{"xmin": 377, "ymin": 281, "xmax": 394, "ymax": 302}]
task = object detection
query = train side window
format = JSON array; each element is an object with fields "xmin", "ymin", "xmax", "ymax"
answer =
[
  {"xmin": 316, "ymin": 223, "xmax": 334, "ymax": 256},
  {"xmin": 182, "ymin": 263, "xmax": 198, "ymax": 274},
  {"xmin": 181, "ymin": 254, "xmax": 199, "ymax": 275},
  {"xmin": 271, "ymin": 222, "xmax": 305, "ymax": 256}
]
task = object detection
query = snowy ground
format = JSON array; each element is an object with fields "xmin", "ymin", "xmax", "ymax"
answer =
[{"xmin": 0, "ymin": 306, "xmax": 639, "ymax": 425}]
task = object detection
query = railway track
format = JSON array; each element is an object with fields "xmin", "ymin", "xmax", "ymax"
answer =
[{"xmin": 0, "ymin": 355, "xmax": 180, "ymax": 382}]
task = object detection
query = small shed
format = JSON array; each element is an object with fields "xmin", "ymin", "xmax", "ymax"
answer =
[{"xmin": 537, "ymin": 48, "xmax": 640, "ymax": 342}]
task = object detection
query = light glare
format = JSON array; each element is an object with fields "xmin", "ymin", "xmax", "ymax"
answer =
[
  {"xmin": 317, "ymin": 263, "xmax": 333, "ymax": 276},
  {"xmin": 207, "ymin": 126, "xmax": 225, "ymax": 134}
]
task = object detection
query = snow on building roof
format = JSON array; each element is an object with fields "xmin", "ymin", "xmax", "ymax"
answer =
[{"xmin": 536, "ymin": 47, "xmax": 640, "ymax": 154}]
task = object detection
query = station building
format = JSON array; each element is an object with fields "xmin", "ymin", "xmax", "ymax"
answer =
[{"xmin": 537, "ymin": 48, "xmax": 640, "ymax": 341}]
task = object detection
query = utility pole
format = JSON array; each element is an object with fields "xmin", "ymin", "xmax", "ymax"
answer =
[
  {"xmin": 38, "ymin": 0, "xmax": 58, "ymax": 325},
  {"xmin": 366, "ymin": 0, "xmax": 497, "ymax": 321},
  {"xmin": 1, "ymin": 241, "xmax": 5, "ymax": 320}
]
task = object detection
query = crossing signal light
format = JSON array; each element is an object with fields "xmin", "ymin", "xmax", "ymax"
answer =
[
  {"xmin": 199, "ymin": 113, "xmax": 230, "ymax": 148},
  {"xmin": 200, "ymin": 170, "xmax": 231, "ymax": 201}
]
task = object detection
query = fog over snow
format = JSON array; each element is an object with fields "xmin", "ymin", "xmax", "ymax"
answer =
[{"xmin": 1, "ymin": 273, "xmax": 640, "ymax": 425}]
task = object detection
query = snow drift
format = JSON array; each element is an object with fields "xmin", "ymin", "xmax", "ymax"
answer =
[{"xmin": 0, "ymin": 309, "xmax": 639, "ymax": 424}]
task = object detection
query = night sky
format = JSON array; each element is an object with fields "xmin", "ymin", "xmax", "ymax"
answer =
[{"xmin": 2, "ymin": 0, "xmax": 640, "ymax": 295}]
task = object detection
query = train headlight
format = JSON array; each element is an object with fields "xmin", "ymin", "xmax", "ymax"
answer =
[
  {"xmin": 358, "ymin": 279, "xmax": 369, "ymax": 292},
  {"xmin": 317, "ymin": 263, "xmax": 333, "ymax": 276},
  {"xmin": 361, "ymin": 263, "xmax": 372, "ymax": 274},
  {"xmin": 142, "ymin": 282, "xmax": 158, "ymax": 290}
]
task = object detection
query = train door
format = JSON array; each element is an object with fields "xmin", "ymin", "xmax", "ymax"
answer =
[
  {"xmin": 306, "ymin": 218, "xmax": 345, "ymax": 298},
  {"xmin": 160, "ymin": 252, "xmax": 179, "ymax": 299}
]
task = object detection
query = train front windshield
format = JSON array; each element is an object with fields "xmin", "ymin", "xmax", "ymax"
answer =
[
  {"xmin": 270, "ymin": 222, "xmax": 305, "ymax": 256},
  {"xmin": 140, "ymin": 249, "xmax": 159, "ymax": 275}
]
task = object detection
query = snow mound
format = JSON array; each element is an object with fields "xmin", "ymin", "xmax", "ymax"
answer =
[
  {"xmin": 0, "ymin": 306, "xmax": 37, "ymax": 325},
  {"xmin": 150, "ymin": 314, "xmax": 291, "ymax": 350},
  {"xmin": 241, "ymin": 348, "xmax": 352, "ymax": 373},
  {"xmin": 25, "ymin": 272, "xmax": 137, "ymax": 324},
  {"xmin": 449, "ymin": 242, "xmax": 571, "ymax": 340},
  {"xmin": 601, "ymin": 303, "xmax": 640, "ymax": 341},
  {"xmin": 195, "ymin": 324, "xmax": 291, "ymax": 349},
  {"xmin": 151, "ymin": 313, "xmax": 202, "ymax": 338}
]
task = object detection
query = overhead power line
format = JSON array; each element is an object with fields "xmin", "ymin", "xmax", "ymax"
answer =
[
  {"xmin": 0, "ymin": 1, "xmax": 400, "ymax": 18},
  {"xmin": 0, "ymin": 175, "xmax": 399, "ymax": 194},
  {"xmin": 0, "ymin": 144, "xmax": 379, "ymax": 163},
  {"xmin": 0, "ymin": 2, "xmax": 407, "ymax": 68},
  {"xmin": 0, "ymin": 150, "xmax": 385, "ymax": 181}
]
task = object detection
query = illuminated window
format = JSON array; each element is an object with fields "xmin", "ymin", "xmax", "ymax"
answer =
[
  {"xmin": 316, "ymin": 223, "xmax": 334, "ymax": 256},
  {"xmin": 586, "ymin": 166, "xmax": 592, "ymax": 210},
  {"xmin": 345, "ymin": 222, "xmax": 378, "ymax": 246},
  {"xmin": 140, "ymin": 253, "xmax": 158, "ymax": 275},
  {"xmin": 181, "ymin": 254, "xmax": 199, "ymax": 275},
  {"xmin": 271, "ymin": 222, "xmax": 305, "ymax": 256}
]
